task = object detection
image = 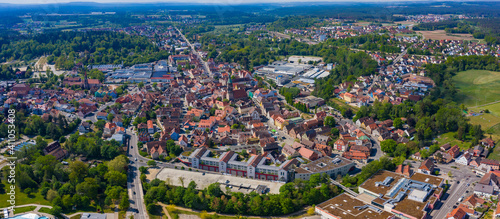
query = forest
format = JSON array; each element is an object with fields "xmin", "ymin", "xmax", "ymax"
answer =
[
  {"xmin": 144, "ymin": 173, "xmax": 339, "ymax": 216},
  {"xmin": 0, "ymin": 31, "xmax": 169, "ymax": 68}
]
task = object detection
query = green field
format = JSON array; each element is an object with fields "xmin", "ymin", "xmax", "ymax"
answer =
[
  {"xmin": 453, "ymin": 70, "xmax": 500, "ymax": 142},
  {"xmin": 0, "ymin": 182, "xmax": 50, "ymax": 208},
  {"xmin": 435, "ymin": 132, "xmax": 472, "ymax": 150},
  {"xmin": 14, "ymin": 206, "xmax": 36, "ymax": 214},
  {"xmin": 453, "ymin": 70, "xmax": 500, "ymax": 107}
]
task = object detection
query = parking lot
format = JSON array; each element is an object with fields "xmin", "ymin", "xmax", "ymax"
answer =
[{"xmin": 156, "ymin": 168, "xmax": 283, "ymax": 194}]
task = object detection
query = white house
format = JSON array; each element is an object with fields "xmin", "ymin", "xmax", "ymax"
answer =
[{"xmin": 456, "ymin": 153, "xmax": 472, "ymax": 166}]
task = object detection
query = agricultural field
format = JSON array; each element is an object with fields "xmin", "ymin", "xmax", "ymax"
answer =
[
  {"xmin": 417, "ymin": 30, "xmax": 475, "ymax": 41},
  {"xmin": 453, "ymin": 70, "xmax": 500, "ymax": 107}
]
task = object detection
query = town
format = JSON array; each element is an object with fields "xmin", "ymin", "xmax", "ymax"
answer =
[{"xmin": 0, "ymin": 1, "xmax": 500, "ymax": 219}]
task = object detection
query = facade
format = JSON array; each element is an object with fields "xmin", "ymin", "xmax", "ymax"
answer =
[{"xmin": 187, "ymin": 148, "xmax": 298, "ymax": 182}]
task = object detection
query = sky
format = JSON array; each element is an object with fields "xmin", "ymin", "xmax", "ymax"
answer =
[{"xmin": 0, "ymin": 0, "xmax": 485, "ymax": 4}]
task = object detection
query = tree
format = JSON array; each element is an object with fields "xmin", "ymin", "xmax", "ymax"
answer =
[
  {"xmin": 119, "ymin": 192, "xmax": 130, "ymax": 211},
  {"xmin": 138, "ymin": 82, "xmax": 144, "ymax": 89},
  {"xmin": 147, "ymin": 160, "xmax": 157, "ymax": 166},
  {"xmin": 46, "ymin": 189, "xmax": 59, "ymax": 202},
  {"xmin": 393, "ymin": 118, "xmax": 403, "ymax": 129},
  {"xmin": 324, "ymin": 116, "xmax": 336, "ymax": 127},
  {"xmin": 139, "ymin": 166, "xmax": 148, "ymax": 174},
  {"xmin": 62, "ymin": 194, "xmax": 73, "ymax": 209},
  {"xmin": 69, "ymin": 161, "xmax": 88, "ymax": 183},
  {"xmin": 380, "ymin": 139, "xmax": 397, "ymax": 156},
  {"xmin": 108, "ymin": 155, "xmax": 128, "ymax": 173},
  {"xmin": 153, "ymin": 132, "xmax": 160, "ymax": 140},
  {"xmin": 107, "ymin": 113, "xmax": 114, "ymax": 121}
]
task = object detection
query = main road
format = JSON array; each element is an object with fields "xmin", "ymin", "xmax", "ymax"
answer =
[
  {"xmin": 126, "ymin": 127, "xmax": 149, "ymax": 219},
  {"xmin": 173, "ymin": 26, "xmax": 212, "ymax": 75}
]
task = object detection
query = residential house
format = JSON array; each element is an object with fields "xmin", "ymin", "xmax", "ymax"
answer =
[
  {"xmin": 298, "ymin": 147, "xmax": 320, "ymax": 161},
  {"xmin": 147, "ymin": 141, "xmax": 167, "ymax": 160},
  {"xmin": 96, "ymin": 111, "xmax": 108, "ymax": 120},
  {"xmin": 456, "ymin": 153, "xmax": 472, "ymax": 166},
  {"xmin": 448, "ymin": 145, "xmax": 460, "ymax": 158},
  {"xmin": 418, "ymin": 159, "xmax": 435, "ymax": 175},
  {"xmin": 147, "ymin": 120, "xmax": 155, "ymax": 134}
]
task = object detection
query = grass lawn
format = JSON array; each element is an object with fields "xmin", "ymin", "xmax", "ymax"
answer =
[
  {"xmin": 453, "ymin": 70, "xmax": 500, "ymax": 107},
  {"xmin": 69, "ymin": 215, "xmax": 81, "ymax": 219},
  {"xmin": 14, "ymin": 206, "xmax": 36, "ymax": 214},
  {"xmin": 38, "ymin": 207, "xmax": 52, "ymax": 214},
  {"xmin": 0, "ymin": 182, "xmax": 51, "ymax": 208},
  {"xmin": 118, "ymin": 211, "xmax": 126, "ymax": 219},
  {"xmin": 330, "ymin": 98, "xmax": 359, "ymax": 112},
  {"xmin": 467, "ymin": 113, "xmax": 500, "ymax": 131},
  {"xmin": 487, "ymin": 144, "xmax": 500, "ymax": 161},
  {"xmin": 435, "ymin": 132, "xmax": 472, "ymax": 150}
]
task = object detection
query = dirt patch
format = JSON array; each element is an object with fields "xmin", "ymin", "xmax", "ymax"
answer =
[{"xmin": 417, "ymin": 30, "xmax": 475, "ymax": 41}]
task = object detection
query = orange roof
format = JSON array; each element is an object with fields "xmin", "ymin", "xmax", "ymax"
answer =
[
  {"xmin": 105, "ymin": 122, "xmax": 117, "ymax": 130},
  {"xmin": 218, "ymin": 125, "xmax": 231, "ymax": 133},
  {"xmin": 147, "ymin": 120, "xmax": 154, "ymax": 129}
]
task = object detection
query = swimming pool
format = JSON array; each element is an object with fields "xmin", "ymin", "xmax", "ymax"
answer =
[{"xmin": 8, "ymin": 213, "xmax": 44, "ymax": 219}]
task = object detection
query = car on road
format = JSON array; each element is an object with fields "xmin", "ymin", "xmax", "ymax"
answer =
[
  {"xmin": 135, "ymin": 158, "xmax": 137, "ymax": 161},
  {"xmin": 467, "ymin": 183, "xmax": 470, "ymax": 186},
  {"xmin": 133, "ymin": 191, "xmax": 136, "ymax": 195},
  {"xmin": 458, "ymin": 196, "xmax": 464, "ymax": 202}
]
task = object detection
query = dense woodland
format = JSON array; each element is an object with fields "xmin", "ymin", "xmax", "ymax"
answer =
[
  {"xmin": 144, "ymin": 173, "xmax": 339, "ymax": 216},
  {"xmin": 0, "ymin": 31, "xmax": 169, "ymax": 68}
]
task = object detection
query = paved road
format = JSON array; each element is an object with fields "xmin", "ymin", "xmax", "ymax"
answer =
[
  {"xmin": 126, "ymin": 127, "xmax": 149, "ymax": 219},
  {"xmin": 174, "ymin": 26, "xmax": 212, "ymax": 75}
]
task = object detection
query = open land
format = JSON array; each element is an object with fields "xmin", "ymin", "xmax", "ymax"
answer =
[
  {"xmin": 155, "ymin": 168, "xmax": 283, "ymax": 194},
  {"xmin": 417, "ymin": 30, "xmax": 475, "ymax": 41}
]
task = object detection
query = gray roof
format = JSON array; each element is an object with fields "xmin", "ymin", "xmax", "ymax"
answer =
[
  {"xmin": 81, "ymin": 213, "xmax": 106, "ymax": 219},
  {"xmin": 474, "ymin": 184, "xmax": 494, "ymax": 195}
]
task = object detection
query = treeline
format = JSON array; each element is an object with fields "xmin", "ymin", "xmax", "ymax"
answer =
[
  {"xmin": 267, "ymin": 16, "xmax": 318, "ymax": 32},
  {"xmin": 0, "ymin": 31, "xmax": 169, "ymax": 68},
  {"xmin": 8, "ymin": 136, "xmax": 129, "ymax": 216},
  {"xmin": 144, "ymin": 173, "xmax": 340, "ymax": 216},
  {"xmin": 65, "ymin": 133, "xmax": 124, "ymax": 160},
  {"xmin": 0, "ymin": 109, "xmax": 80, "ymax": 141},
  {"xmin": 412, "ymin": 20, "xmax": 459, "ymax": 31}
]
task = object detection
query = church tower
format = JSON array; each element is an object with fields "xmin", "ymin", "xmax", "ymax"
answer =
[{"xmin": 226, "ymin": 75, "xmax": 234, "ymax": 100}]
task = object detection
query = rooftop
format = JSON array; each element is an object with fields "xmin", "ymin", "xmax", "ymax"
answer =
[
  {"xmin": 295, "ymin": 156, "xmax": 353, "ymax": 174},
  {"xmin": 316, "ymin": 193, "xmax": 394, "ymax": 219}
]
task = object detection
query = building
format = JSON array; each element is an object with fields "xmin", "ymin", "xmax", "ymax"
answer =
[
  {"xmin": 187, "ymin": 148, "xmax": 298, "ymax": 182},
  {"xmin": 418, "ymin": 159, "xmax": 435, "ymax": 175},
  {"xmin": 448, "ymin": 145, "xmax": 460, "ymax": 158},
  {"xmin": 315, "ymin": 193, "xmax": 395, "ymax": 219},
  {"xmin": 358, "ymin": 170, "xmax": 444, "ymax": 219},
  {"xmin": 43, "ymin": 141, "xmax": 68, "ymax": 160},
  {"xmin": 294, "ymin": 157, "xmax": 354, "ymax": 181},
  {"xmin": 81, "ymin": 213, "xmax": 106, "ymax": 219},
  {"xmin": 146, "ymin": 141, "xmax": 167, "ymax": 160}
]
